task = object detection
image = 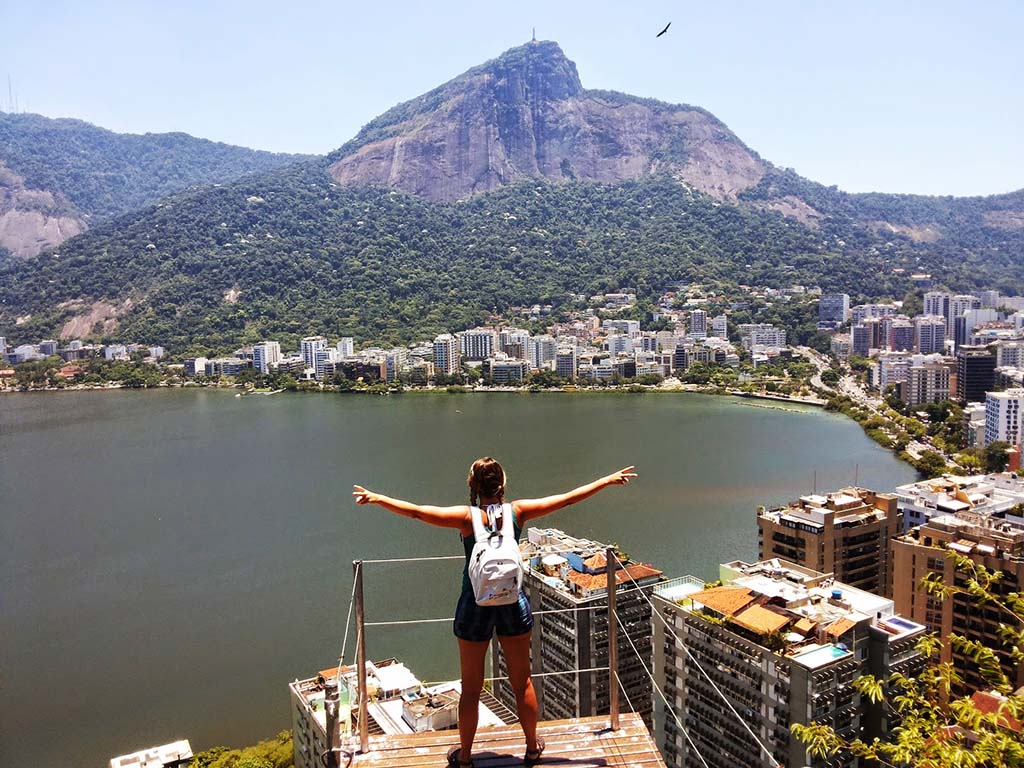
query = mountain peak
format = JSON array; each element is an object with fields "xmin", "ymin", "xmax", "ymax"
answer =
[
  {"xmin": 327, "ymin": 42, "xmax": 765, "ymax": 202},
  {"xmin": 477, "ymin": 40, "xmax": 583, "ymax": 101}
]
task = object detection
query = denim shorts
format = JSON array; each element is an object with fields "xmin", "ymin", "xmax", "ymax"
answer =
[{"xmin": 453, "ymin": 589, "xmax": 534, "ymax": 642}]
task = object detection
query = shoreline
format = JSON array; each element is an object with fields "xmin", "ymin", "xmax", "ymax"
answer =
[{"xmin": 0, "ymin": 380, "xmax": 826, "ymax": 408}]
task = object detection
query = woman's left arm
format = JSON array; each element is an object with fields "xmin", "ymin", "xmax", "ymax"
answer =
[
  {"xmin": 352, "ymin": 485, "xmax": 469, "ymax": 529},
  {"xmin": 513, "ymin": 466, "xmax": 637, "ymax": 524}
]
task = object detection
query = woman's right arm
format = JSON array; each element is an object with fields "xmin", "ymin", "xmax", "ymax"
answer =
[
  {"xmin": 513, "ymin": 467, "xmax": 637, "ymax": 523},
  {"xmin": 352, "ymin": 485, "xmax": 470, "ymax": 530}
]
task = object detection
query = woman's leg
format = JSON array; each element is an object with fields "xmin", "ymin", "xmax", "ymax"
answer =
[
  {"xmin": 497, "ymin": 631, "xmax": 539, "ymax": 754},
  {"xmin": 457, "ymin": 637, "xmax": 490, "ymax": 761}
]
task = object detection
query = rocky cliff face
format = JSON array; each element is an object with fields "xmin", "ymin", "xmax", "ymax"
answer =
[
  {"xmin": 328, "ymin": 41, "xmax": 766, "ymax": 202},
  {"xmin": 0, "ymin": 163, "xmax": 86, "ymax": 259}
]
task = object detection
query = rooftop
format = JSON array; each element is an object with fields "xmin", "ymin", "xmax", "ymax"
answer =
[
  {"xmin": 760, "ymin": 486, "xmax": 896, "ymax": 529},
  {"xmin": 521, "ymin": 528, "xmax": 664, "ymax": 602},
  {"xmin": 655, "ymin": 559, "xmax": 923, "ymax": 668},
  {"xmin": 895, "ymin": 473, "xmax": 1024, "ymax": 518},
  {"xmin": 346, "ymin": 713, "xmax": 666, "ymax": 768}
]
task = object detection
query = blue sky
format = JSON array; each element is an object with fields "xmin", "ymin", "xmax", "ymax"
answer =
[{"xmin": 2, "ymin": 0, "xmax": 1021, "ymax": 196}]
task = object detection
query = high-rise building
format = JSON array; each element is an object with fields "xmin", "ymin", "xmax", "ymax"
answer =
[
  {"xmin": 996, "ymin": 340, "xmax": 1024, "ymax": 369},
  {"xmin": 253, "ymin": 341, "xmax": 282, "ymax": 374},
  {"xmin": 301, "ymin": 336, "xmax": 327, "ymax": 370},
  {"xmin": 337, "ymin": 337, "xmax": 355, "ymax": 358},
  {"xmin": 904, "ymin": 359, "xmax": 951, "ymax": 407},
  {"xmin": 498, "ymin": 328, "xmax": 531, "ymax": 358},
  {"xmin": 757, "ymin": 488, "xmax": 900, "ymax": 596},
  {"xmin": 894, "ymin": 472, "xmax": 1024, "ymax": 532},
  {"xmin": 710, "ymin": 315, "xmax": 728, "ymax": 339},
  {"xmin": 555, "ymin": 347, "xmax": 577, "ymax": 381},
  {"xmin": 738, "ymin": 324, "xmax": 786, "ymax": 351},
  {"xmin": 915, "ymin": 315, "xmax": 947, "ymax": 354},
  {"xmin": 892, "ymin": 513, "xmax": 1024, "ymax": 694},
  {"xmin": 458, "ymin": 329, "xmax": 497, "ymax": 361},
  {"xmin": 689, "ymin": 310, "xmax": 708, "ymax": 340},
  {"xmin": 924, "ymin": 291, "xmax": 950, "ymax": 323},
  {"xmin": 526, "ymin": 335, "xmax": 557, "ymax": 369},
  {"xmin": 606, "ymin": 333, "xmax": 634, "ymax": 356},
  {"xmin": 949, "ymin": 294, "xmax": 983, "ymax": 335},
  {"xmin": 314, "ymin": 347, "xmax": 339, "ymax": 381},
  {"xmin": 955, "ymin": 308, "xmax": 1000, "ymax": 350},
  {"xmin": 493, "ymin": 528, "xmax": 663, "ymax": 726},
  {"xmin": 39, "ymin": 339, "xmax": 59, "ymax": 356},
  {"xmin": 481, "ymin": 356, "xmax": 529, "ymax": 384},
  {"xmin": 818, "ymin": 293, "xmax": 850, "ymax": 326},
  {"xmin": 978, "ymin": 290, "xmax": 1001, "ymax": 309},
  {"xmin": 432, "ymin": 333, "xmax": 460, "ymax": 376},
  {"xmin": 851, "ymin": 324, "xmax": 871, "ymax": 358},
  {"xmin": 985, "ymin": 389, "xmax": 1024, "ymax": 448},
  {"xmin": 0, "ymin": 336, "xmax": 6, "ymax": 355},
  {"xmin": 652, "ymin": 559, "xmax": 925, "ymax": 768},
  {"xmin": 602, "ymin": 319, "xmax": 641, "ymax": 337},
  {"xmin": 956, "ymin": 346, "xmax": 997, "ymax": 403},
  {"xmin": 852, "ymin": 303, "xmax": 898, "ymax": 324},
  {"xmin": 886, "ymin": 317, "xmax": 915, "ymax": 352}
]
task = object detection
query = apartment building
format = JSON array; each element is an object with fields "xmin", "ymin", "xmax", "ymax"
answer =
[
  {"xmin": 492, "ymin": 528, "xmax": 664, "ymax": 726},
  {"xmin": 956, "ymin": 346, "xmax": 996, "ymax": 403},
  {"xmin": 894, "ymin": 472, "xmax": 1024, "ymax": 531},
  {"xmin": 301, "ymin": 336, "xmax": 327, "ymax": 371},
  {"xmin": 903, "ymin": 359, "xmax": 951, "ymax": 407},
  {"xmin": 757, "ymin": 488, "xmax": 899, "ymax": 596},
  {"xmin": 432, "ymin": 333, "xmax": 460, "ymax": 376},
  {"xmin": 892, "ymin": 513, "xmax": 1024, "ymax": 694},
  {"xmin": 915, "ymin": 315, "xmax": 947, "ymax": 355},
  {"xmin": 985, "ymin": 389, "xmax": 1024, "ymax": 448},
  {"xmin": 652, "ymin": 559, "xmax": 925, "ymax": 768}
]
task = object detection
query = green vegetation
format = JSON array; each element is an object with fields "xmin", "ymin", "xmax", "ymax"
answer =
[
  {"xmin": 0, "ymin": 112, "xmax": 309, "ymax": 221},
  {"xmin": 190, "ymin": 731, "xmax": 293, "ymax": 768},
  {"xmin": 793, "ymin": 557, "xmax": 1024, "ymax": 767},
  {"xmin": 7, "ymin": 164, "xmax": 1020, "ymax": 354}
]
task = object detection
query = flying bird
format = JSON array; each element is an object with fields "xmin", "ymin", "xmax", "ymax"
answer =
[{"xmin": 656, "ymin": 22, "xmax": 671, "ymax": 38}]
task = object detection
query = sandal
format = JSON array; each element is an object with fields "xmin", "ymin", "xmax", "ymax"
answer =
[
  {"xmin": 524, "ymin": 736, "xmax": 545, "ymax": 766},
  {"xmin": 447, "ymin": 746, "xmax": 474, "ymax": 767}
]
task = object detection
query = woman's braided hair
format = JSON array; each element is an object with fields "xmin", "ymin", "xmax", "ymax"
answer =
[{"xmin": 467, "ymin": 457, "xmax": 506, "ymax": 508}]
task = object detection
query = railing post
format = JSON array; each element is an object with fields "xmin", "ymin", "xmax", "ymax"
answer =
[
  {"xmin": 354, "ymin": 560, "xmax": 369, "ymax": 754},
  {"xmin": 606, "ymin": 546, "xmax": 619, "ymax": 731},
  {"xmin": 323, "ymin": 676, "xmax": 339, "ymax": 768}
]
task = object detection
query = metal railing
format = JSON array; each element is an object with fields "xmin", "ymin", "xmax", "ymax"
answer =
[{"xmin": 320, "ymin": 545, "xmax": 733, "ymax": 768}]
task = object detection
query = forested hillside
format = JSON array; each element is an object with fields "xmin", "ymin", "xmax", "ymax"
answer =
[
  {"xmin": 0, "ymin": 112, "xmax": 310, "ymax": 258},
  {"xmin": 3, "ymin": 165, "xmax": 1018, "ymax": 354},
  {"xmin": 1, "ymin": 41, "xmax": 1021, "ymax": 352}
]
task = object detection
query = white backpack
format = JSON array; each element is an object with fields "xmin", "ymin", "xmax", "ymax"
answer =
[{"xmin": 468, "ymin": 503, "xmax": 523, "ymax": 606}]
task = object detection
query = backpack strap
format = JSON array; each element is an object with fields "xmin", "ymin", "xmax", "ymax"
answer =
[
  {"xmin": 499, "ymin": 502, "xmax": 515, "ymax": 537},
  {"xmin": 469, "ymin": 505, "xmax": 490, "ymax": 541}
]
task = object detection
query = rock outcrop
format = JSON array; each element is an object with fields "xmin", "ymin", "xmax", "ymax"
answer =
[
  {"xmin": 0, "ymin": 163, "xmax": 86, "ymax": 259},
  {"xmin": 328, "ymin": 41, "xmax": 766, "ymax": 202}
]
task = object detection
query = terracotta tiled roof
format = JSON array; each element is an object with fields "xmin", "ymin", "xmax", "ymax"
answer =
[
  {"xmin": 584, "ymin": 552, "xmax": 607, "ymax": 570},
  {"xmin": 731, "ymin": 605, "xmax": 792, "ymax": 635},
  {"xmin": 692, "ymin": 586, "xmax": 755, "ymax": 616},
  {"xmin": 794, "ymin": 618, "xmax": 817, "ymax": 635},
  {"xmin": 566, "ymin": 564, "xmax": 663, "ymax": 592},
  {"xmin": 623, "ymin": 563, "xmax": 663, "ymax": 581},
  {"xmin": 825, "ymin": 617, "xmax": 857, "ymax": 638}
]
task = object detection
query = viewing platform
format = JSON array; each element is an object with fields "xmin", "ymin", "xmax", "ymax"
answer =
[{"xmin": 348, "ymin": 713, "xmax": 666, "ymax": 767}]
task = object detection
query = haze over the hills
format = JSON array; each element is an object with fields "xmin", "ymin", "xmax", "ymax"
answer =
[{"xmin": 0, "ymin": 41, "xmax": 1020, "ymax": 351}]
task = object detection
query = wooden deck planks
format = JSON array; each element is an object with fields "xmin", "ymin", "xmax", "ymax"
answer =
[{"xmin": 347, "ymin": 714, "xmax": 666, "ymax": 767}]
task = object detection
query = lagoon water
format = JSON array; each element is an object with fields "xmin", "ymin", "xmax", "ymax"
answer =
[{"xmin": 0, "ymin": 390, "xmax": 917, "ymax": 766}]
